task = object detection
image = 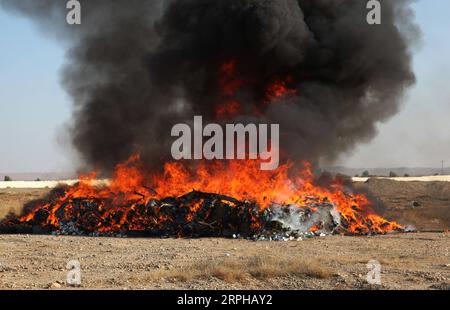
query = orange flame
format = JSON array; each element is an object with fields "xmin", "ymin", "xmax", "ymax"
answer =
[{"xmin": 14, "ymin": 154, "xmax": 401, "ymax": 235}]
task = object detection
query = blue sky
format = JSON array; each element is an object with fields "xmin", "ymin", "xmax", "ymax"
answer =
[
  {"xmin": 0, "ymin": 7, "xmax": 72, "ymax": 173},
  {"xmin": 0, "ymin": 0, "xmax": 449, "ymax": 172},
  {"xmin": 337, "ymin": 0, "xmax": 450, "ymax": 168}
]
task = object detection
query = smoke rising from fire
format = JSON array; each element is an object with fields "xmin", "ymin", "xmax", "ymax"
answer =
[{"xmin": 0, "ymin": 0, "xmax": 419, "ymax": 173}]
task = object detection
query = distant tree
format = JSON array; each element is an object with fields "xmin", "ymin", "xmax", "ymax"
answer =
[
  {"xmin": 35, "ymin": 178, "xmax": 41, "ymax": 182},
  {"xmin": 404, "ymin": 173, "xmax": 410, "ymax": 177},
  {"xmin": 362, "ymin": 170, "xmax": 370, "ymax": 177},
  {"xmin": 389, "ymin": 171, "xmax": 398, "ymax": 178},
  {"xmin": 4, "ymin": 176, "xmax": 12, "ymax": 182},
  {"xmin": 355, "ymin": 174, "xmax": 359, "ymax": 178}
]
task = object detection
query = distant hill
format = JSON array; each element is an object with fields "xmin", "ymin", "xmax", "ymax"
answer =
[
  {"xmin": 0, "ymin": 172, "xmax": 76, "ymax": 182},
  {"xmin": 323, "ymin": 166, "xmax": 450, "ymax": 177}
]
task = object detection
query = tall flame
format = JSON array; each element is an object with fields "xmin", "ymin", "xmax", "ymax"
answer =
[{"xmin": 11, "ymin": 155, "xmax": 401, "ymax": 235}]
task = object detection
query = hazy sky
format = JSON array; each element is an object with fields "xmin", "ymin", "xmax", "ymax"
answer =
[{"xmin": 0, "ymin": 0, "xmax": 449, "ymax": 173}]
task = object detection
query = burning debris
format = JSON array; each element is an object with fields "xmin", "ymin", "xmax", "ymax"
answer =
[
  {"xmin": 0, "ymin": 1, "xmax": 417, "ymax": 240},
  {"xmin": 0, "ymin": 156, "xmax": 403, "ymax": 239}
]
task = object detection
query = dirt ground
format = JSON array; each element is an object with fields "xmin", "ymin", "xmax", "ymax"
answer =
[
  {"xmin": 0, "ymin": 188, "xmax": 48, "ymax": 220},
  {"xmin": 354, "ymin": 179, "xmax": 450, "ymax": 231},
  {"xmin": 0, "ymin": 233, "xmax": 448, "ymax": 290},
  {"xmin": 0, "ymin": 179, "xmax": 449, "ymax": 290}
]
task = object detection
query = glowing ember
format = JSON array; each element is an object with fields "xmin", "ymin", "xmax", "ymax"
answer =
[
  {"xmin": 215, "ymin": 60, "xmax": 244, "ymax": 119},
  {"xmin": 266, "ymin": 76, "xmax": 298, "ymax": 102},
  {"xmin": 219, "ymin": 60, "xmax": 243, "ymax": 96},
  {"xmin": 1, "ymin": 155, "xmax": 402, "ymax": 238},
  {"xmin": 215, "ymin": 100, "xmax": 241, "ymax": 119}
]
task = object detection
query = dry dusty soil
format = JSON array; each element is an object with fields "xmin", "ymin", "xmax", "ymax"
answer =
[{"xmin": 0, "ymin": 179, "xmax": 449, "ymax": 290}]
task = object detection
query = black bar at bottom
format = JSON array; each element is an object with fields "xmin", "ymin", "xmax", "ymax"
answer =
[{"xmin": 0, "ymin": 290, "xmax": 446, "ymax": 308}]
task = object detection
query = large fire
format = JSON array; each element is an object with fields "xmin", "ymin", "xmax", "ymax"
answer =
[
  {"xmin": 0, "ymin": 58, "xmax": 403, "ymax": 238},
  {"xmin": 1, "ymin": 155, "xmax": 402, "ymax": 238}
]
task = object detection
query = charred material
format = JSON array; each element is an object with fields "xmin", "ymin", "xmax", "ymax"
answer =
[
  {"xmin": 1, "ymin": 190, "xmax": 262, "ymax": 238},
  {"xmin": 0, "ymin": 188, "xmax": 403, "ymax": 239}
]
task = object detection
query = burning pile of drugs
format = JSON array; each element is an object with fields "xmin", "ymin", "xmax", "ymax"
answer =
[
  {"xmin": 0, "ymin": 156, "xmax": 403, "ymax": 239},
  {"xmin": 0, "ymin": 1, "xmax": 417, "ymax": 240}
]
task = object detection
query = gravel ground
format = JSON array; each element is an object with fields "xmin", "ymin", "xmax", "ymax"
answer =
[{"xmin": 0, "ymin": 232, "xmax": 448, "ymax": 290}]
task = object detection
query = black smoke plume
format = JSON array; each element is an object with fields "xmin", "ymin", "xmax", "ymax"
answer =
[{"xmin": 0, "ymin": 0, "xmax": 419, "ymax": 173}]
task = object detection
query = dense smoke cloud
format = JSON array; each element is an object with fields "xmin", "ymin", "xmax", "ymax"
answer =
[{"xmin": 0, "ymin": 0, "xmax": 419, "ymax": 173}]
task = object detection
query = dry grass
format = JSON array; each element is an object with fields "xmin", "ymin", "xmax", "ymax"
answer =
[
  {"xmin": 146, "ymin": 256, "xmax": 334, "ymax": 283},
  {"xmin": 247, "ymin": 256, "xmax": 333, "ymax": 279}
]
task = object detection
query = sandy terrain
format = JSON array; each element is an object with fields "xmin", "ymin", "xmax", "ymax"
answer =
[
  {"xmin": 353, "ymin": 176, "xmax": 450, "ymax": 182},
  {"xmin": 0, "ymin": 233, "xmax": 448, "ymax": 290},
  {"xmin": 0, "ymin": 179, "xmax": 449, "ymax": 290},
  {"xmin": 0, "ymin": 189, "xmax": 49, "ymax": 220},
  {"xmin": 354, "ymin": 179, "xmax": 450, "ymax": 231}
]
